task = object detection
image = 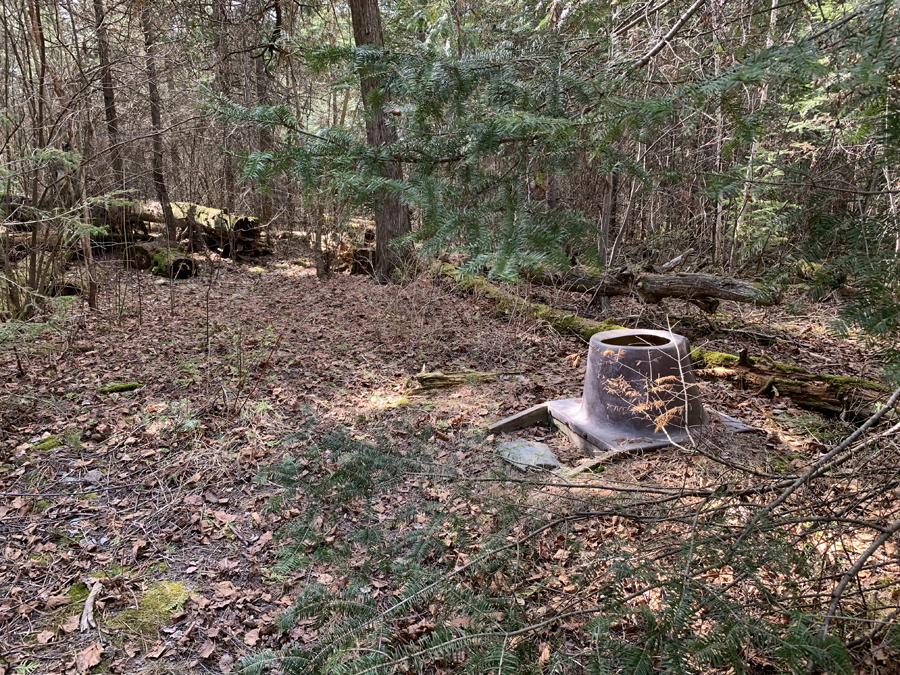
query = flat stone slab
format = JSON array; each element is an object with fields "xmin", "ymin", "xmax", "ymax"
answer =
[{"xmin": 497, "ymin": 440, "xmax": 561, "ymax": 471}]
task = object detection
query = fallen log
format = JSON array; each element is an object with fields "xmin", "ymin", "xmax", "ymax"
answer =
[
  {"xmin": 134, "ymin": 202, "xmax": 269, "ymax": 259},
  {"xmin": 405, "ymin": 370, "xmax": 518, "ymax": 394},
  {"xmin": 527, "ymin": 269, "xmax": 781, "ymax": 312},
  {"xmin": 151, "ymin": 247, "xmax": 197, "ymax": 279},
  {"xmin": 437, "ymin": 264, "xmax": 889, "ymax": 416},
  {"xmin": 125, "ymin": 240, "xmax": 197, "ymax": 278}
]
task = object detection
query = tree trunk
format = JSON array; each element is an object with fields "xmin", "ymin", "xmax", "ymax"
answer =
[
  {"xmin": 211, "ymin": 0, "xmax": 235, "ymax": 212},
  {"xmin": 91, "ymin": 0, "xmax": 125, "ymax": 201},
  {"xmin": 140, "ymin": 9, "xmax": 177, "ymax": 241},
  {"xmin": 348, "ymin": 0, "xmax": 411, "ymax": 282}
]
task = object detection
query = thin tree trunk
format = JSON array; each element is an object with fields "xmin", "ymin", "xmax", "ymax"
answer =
[
  {"xmin": 140, "ymin": 9, "xmax": 176, "ymax": 241},
  {"xmin": 91, "ymin": 0, "xmax": 124, "ymax": 195},
  {"xmin": 348, "ymin": 0, "xmax": 411, "ymax": 282},
  {"xmin": 255, "ymin": 54, "xmax": 273, "ymax": 231},
  {"xmin": 729, "ymin": 0, "xmax": 777, "ymax": 269},
  {"xmin": 212, "ymin": 0, "xmax": 235, "ymax": 212}
]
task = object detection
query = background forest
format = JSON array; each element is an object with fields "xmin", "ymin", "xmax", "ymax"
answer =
[{"xmin": 3, "ymin": 0, "xmax": 900, "ymax": 674}]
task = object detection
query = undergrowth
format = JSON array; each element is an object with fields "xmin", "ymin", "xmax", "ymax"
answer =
[{"xmin": 236, "ymin": 421, "xmax": 880, "ymax": 675}]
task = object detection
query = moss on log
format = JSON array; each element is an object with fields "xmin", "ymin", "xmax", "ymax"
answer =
[
  {"xmin": 98, "ymin": 382, "xmax": 144, "ymax": 394},
  {"xmin": 439, "ymin": 264, "xmax": 621, "ymax": 341},
  {"xmin": 438, "ymin": 264, "xmax": 890, "ymax": 415},
  {"xmin": 150, "ymin": 247, "xmax": 197, "ymax": 279}
]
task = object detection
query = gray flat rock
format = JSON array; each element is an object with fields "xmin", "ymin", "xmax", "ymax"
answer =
[{"xmin": 497, "ymin": 440, "xmax": 561, "ymax": 471}]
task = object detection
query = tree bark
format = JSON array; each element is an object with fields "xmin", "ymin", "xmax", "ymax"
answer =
[
  {"xmin": 91, "ymin": 0, "xmax": 124, "ymax": 196},
  {"xmin": 211, "ymin": 0, "xmax": 235, "ymax": 212},
  {"xmin": 527, "ymin": 269, "xmax": 781, "ymax": 312},
  {"xmin": 140, "ymin": 9, "xmax": 177, "ymax": 241},
  {"xmin": 348, "ymin": 0, "xmax": 411, "ymax": 282}
]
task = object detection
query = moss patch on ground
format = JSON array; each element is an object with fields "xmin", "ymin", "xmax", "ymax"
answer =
[
  {"xmin": 106, "ymin": 580, "xmax": 189, "ymax": 638},
  {"xmin": 30, "ymin": 435, "xmax": 61, "ymax": 451}
]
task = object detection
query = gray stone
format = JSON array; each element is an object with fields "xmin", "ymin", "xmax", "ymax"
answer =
[{"xmin": 497, "ymin": 440, "xmax": 561, "ymax": 471}]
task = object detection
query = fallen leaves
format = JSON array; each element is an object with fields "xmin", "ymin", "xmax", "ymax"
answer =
[
  {"xmin": 72, "ymin": 641, "xmax": 103, "ymax": 674},
  {"xmin": 243, "ymin": 628, "xmax": 260, "ymax": 646},
  {"xmin": 218, "ymin": 653, "xmax": 235, "ymax": 673}
]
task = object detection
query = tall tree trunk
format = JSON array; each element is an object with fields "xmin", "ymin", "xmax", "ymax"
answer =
[
  {"xmin": 91, "ymin": 0, "xmax": 124, "ymax": 192},
  {"xmin": 255, "ymin": 54, "xmax": 273, "ymax": 230},
  {"xmin": 211, "ymin": 0, "xmax": 235, "ymax": 212},
  {"xmin": 347, "ymin": 0, "xmax": 411, "ymax": 282},
  {"xmin": 140, "ymin": 9, "xmax": 176, "ymax": 241}
]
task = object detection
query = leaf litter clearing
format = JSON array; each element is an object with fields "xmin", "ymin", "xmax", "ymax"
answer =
[{"xmin": 1, "ymin": 257, "xmax": 899, "ymax": 674}]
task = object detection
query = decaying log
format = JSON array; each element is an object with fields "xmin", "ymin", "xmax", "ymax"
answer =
[
  {"xmin": 692, "ymin": 352, "xmax": 889, "ymax": 416},
  {"xmin": 134, "ymin": 202, "xmax": 270, "ymax": 259},
  {"xmin": 405, "ymin": 370, "xmax": 518, "ymax": 393},
  {"xmin": 527, "ymin": 269, "xmax": 781, "ymax": 312},
  {"xmin": 125, "ymin": 239, "xmax": 197, "ymax": 278},
  {"xmin": 438, "ymin": 264, "xmax": 621, "ymax": 342},
  {"xmin": 438, "ymin": 264, "xmax": 889, "ymax": 416},
  {"xmin": 150, "ymin": 247, "xmax": 197, "ymax": 279}
]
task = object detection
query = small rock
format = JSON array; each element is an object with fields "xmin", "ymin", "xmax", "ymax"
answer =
[{"xmin": 497, "ymin": 441, "xmax": 561, "ymax": 471}]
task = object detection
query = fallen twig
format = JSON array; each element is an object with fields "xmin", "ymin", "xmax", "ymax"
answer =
[{"xmin": 79, "ymin": 581, "xmax": 103, "ymax": 632}]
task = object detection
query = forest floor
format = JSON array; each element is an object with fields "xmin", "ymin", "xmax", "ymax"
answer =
[{"xmin": 2, "ymin": 250, "xmax": 899, "ymax": 675}]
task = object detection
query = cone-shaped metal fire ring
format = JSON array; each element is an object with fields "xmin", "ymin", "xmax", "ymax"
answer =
[{"xmin": 545, "ymin": 329, "xmax": 708, "ymax": 455}]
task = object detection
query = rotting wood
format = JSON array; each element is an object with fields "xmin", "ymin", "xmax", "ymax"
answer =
[
  {"xmin": 526, "ymin": 269, "xmax": 781, "ymax": 312},
  {"xmin": 438, "ymin": 264, "xmax": 890, "ymax": 416},
  {"xmin": 134, "ymin": 202, "xmax": 269, "ymax": 259},
  {"xmin": 151, "ymin": 247, "xmax": 197, "ymax": 279},
  {"xmin": 406, "ymin": 370, "xmax": 518, "ymax": 393},
  {"xmin": 125, "ymin": 239, "xmax": 197, "ymax": 278}
]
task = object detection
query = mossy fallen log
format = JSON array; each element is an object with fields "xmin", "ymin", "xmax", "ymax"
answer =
[
  {"xmin": 151, "ymin": 247, "xmax": 197, "ymax": 279},
  {"xmin": 125, "ymin": 240, "xmax": 197, "ymax": 277},
  {"xmin": 438, "ymin": 264, "xmax": 889, "ymax": 415},
  {"xmin": 135, "ymin": 202, "xmax": 269, "ymax": 259},
  {"xmin": 98, "ymin": 382, "xmax": 144, "ymax": 394},
  {"xmin": 438, "ymin": 264, "xmax": 621, "ymax": 341}
]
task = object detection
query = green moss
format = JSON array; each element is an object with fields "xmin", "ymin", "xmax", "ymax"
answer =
[
  {"xmin": 68, "ymin": 582, "xmax": 90, "ymax": 602},
  {"xmin": 692, "ymin": 349, "xmax": 740, "ymax": 367},
  {"xmin": 30, "ymin": 436, "xmax": 61, "ymax": 452},
  {"xmin": 756, "ymin": 354, "xmax": 806, "ymax": 373},
  {"xmin": 106, "ymin": 581, "xmax": 189, "ymax": 637},
  {"xmin": 34, "ymin": 500, "xmax": 51, "ymax": 513},
  {"xmin": 771, "ymin": 455, "xmax": 795, "ymax": 474},
  {"xmin": 818, "ymin": 373, "xmax": 890, "ymax": 392},
  {"xmin": 98, "ymin": 382, "xmax": 143, "ymax": 395},
  {"xmin": 442, "ymin": 264, "xmax": 622, "ymax": 341}
]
